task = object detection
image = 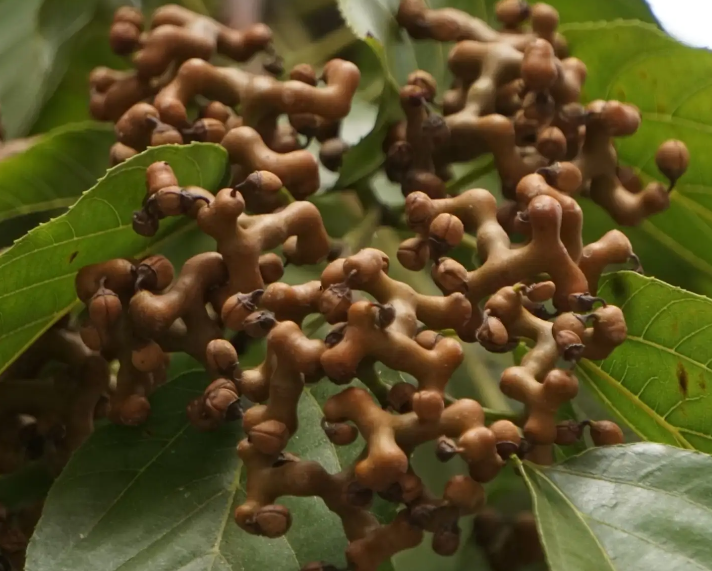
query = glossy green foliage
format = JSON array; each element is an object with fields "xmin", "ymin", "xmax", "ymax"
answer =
[
  {"xmin": 520, "ymin": 443, "xmax": 712, "ymax": 571},
  {"xmin": 0, "ymin": 122, "xmax": 113, "ymax": 227},
  {"xmin": 0, "ymin": 0, "xmax": 101, "ymax": 137},
  {"xmin": 26, "ymin": 354, "xmax": 394, "ymax": 571},
  {"xmin": 578, "ymin": 271, "xmax": 712, "ymax": 453},
  {"xmin": 0, "ymin": 143, "xmax": 229, "ymax": 377}
]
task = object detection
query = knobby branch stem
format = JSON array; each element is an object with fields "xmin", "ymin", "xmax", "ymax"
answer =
[{"xmin": 438, "ymin": 331, "xmax": 514, "ymax": 413}]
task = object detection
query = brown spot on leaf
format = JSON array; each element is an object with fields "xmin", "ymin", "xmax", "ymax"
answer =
[
  {"xmin": 639, "ymin": 70, "xmax": 648, "ymax": 80},
  {"xmin": 68, "ymin": 251, "xmax": 78, "ymax": 263},
  {"xmin": 677, "ymin": 362, "xmax": 688, "ymax": 397}
]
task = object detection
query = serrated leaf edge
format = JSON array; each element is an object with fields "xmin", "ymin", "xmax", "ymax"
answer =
[
  {"xmin": 0, "ymin": 121, "xmax": 115, "ymax": 223},
  {"xmin": 0, "ymin": 143, "xmax": 227, "ymax": 378}
]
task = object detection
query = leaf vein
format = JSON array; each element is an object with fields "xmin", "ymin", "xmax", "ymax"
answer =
[
  {"xmin": 584, "ymin": 514, "xmax": 711, "ymax": 570},
  {"xmin": 521, "ymin": 462, "xmax": 617, "ymax": 571},
  {"xmin": 627, "ymin": 334, "xmax": 712, "ymax": 375},
  {"xmin": 576, "ymin": 360, "xmax": 691, "ymax": 448},
  {"xmin": 617, "ymin": 280, "xmax": 653, "ymax": 311},
  {"xmin": 110, "ymin": 489, "xmax": 227, "ymax": 571},
  {"xmin": 53, "ymin": 424, "xmax": 191, "ymax": 561},
  {"xmin": 671, "ymin": 322, "xmax": 712, "ymax": 351}
]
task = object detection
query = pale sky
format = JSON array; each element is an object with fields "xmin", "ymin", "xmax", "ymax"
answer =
[{"xmin": 648, "ymin": 0, "xmax": 712, "ymax": 49}]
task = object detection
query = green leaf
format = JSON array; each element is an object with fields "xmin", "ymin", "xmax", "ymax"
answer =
[
  {"xmin": 333, "ymin": 38, "xmax": 402, "ymax": 189},
  {"xmin": 25, "ymin": 355, "xmax": 244, "ymax": 571},
  {"xmin": 26, "ymin": 353, "xmax": 390, "ymax": 571},
  {"xmin": 311, "ymin": 190, "xmax": 367, "ymax": 239},
  {"xmin": 457, "ymin": 0, "xmax": 658, "ymax": 26},
  {"xmin": 447, "ymin": 158, "xmax": 498, "ymax": 197},
  {"xmin": 154, "ymin": 226, "xmax": 218, "ymax": 272},
  {"xmin": 558, "ymin": 21, "xmax": 712, "ymax": 295},
  {"xmin": 31, "ymin": 16, "xmax": 127, "ymax": 133},
  {"xmin": 0, "ymin": 0, "xmax": 101, "ymax": 138},
  {"xmin": 335, "ymin": 0, "xmax": 398, "ymax": 58},
  {"xmin": 0, "ymin": 122, "xmax": 113, "ymax": 225},
  {"xmin": 576, "ymin": 271, "xmax": 712, "ymax": 453},
  {"xmin": 526, "ymin": 0, "xmax": 657, "ymax": 25},
  {"xmin": 337, "ymin": 0, "xmax": 439, "ymax": 88},
  {"xmin": 0, "ymin": 143, "xmax": 229, "ymax": 377},
  {"xmin": 335, "ymin": 85, "xmax": 401, "ymax": 189},
  {"xmin": 518, "ymin": 443, "xmax": 712, "ymax": 571},
  {"xmin": 0, "ymin": 461, "xmax": 54, "ymax": 511}
]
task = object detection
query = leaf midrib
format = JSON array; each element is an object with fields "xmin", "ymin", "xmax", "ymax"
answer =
[
  {"xmin": 0, "ymin": 196, "xmax": 76, "ymax": 223},
  {"xmin": 0, "ymin": 220, "xmax": 198, "ymax": 378},
  {"xmin": 33, "ymin": 367, "xmax": 245, "ymax": 571},
  {"xmin": 51, "ymin": 419, "xmax": 195, "ymax": 564},
  {"xmin": 208, "ymin": 462, "xmax": 244, "ymax": 571},
  {"xmin": 519, "ymin": 460, "xmax": 617, "ymax": 571},
  {"xmin": 576, "ymin": 359, "xmax": 692, "ymax": 449}
]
